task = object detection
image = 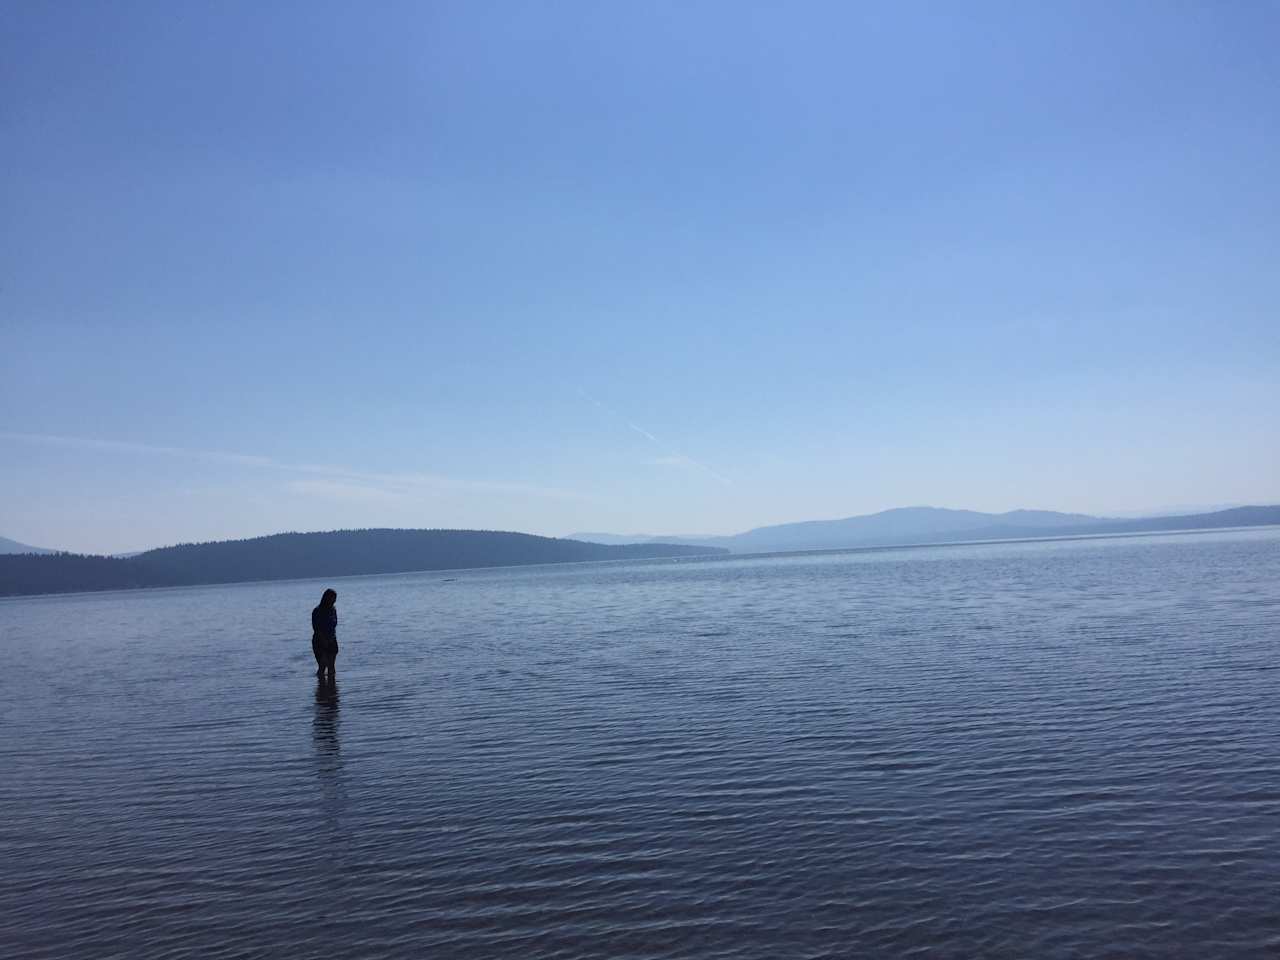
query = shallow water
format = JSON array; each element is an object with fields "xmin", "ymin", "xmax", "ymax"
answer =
[{"xmin": 3, "ymin": 528, "xmax": 1279, "ymax": 958}]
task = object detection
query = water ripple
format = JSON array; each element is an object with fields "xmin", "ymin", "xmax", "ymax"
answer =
[{"xmin": 3, "ymin": 528, "xmax": 1280, "ymax": 958}]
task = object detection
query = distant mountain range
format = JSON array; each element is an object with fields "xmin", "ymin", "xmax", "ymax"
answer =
[
  {"xmin": 5, "ymin": 505, "xmax": 1278, "ymax": 598},
  {"xmin": 570, "ymin": 505, "xmax": 1280, "ymax": 554},
  {"xmin": 0, "ymin": 536, "xmax": 54, "ymax": 555},
  {"xmin": 0, "ymin": 529, "xmax": 726, "ymax": 597}
]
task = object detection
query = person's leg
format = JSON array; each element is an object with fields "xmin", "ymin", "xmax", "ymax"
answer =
[
  {"xmin": 325, "ymin": 642, "xmax": 338, "ymax": 680},
  {"xmin": 312, "ymin": 637, "xmax": 325, "ymax": 677}
]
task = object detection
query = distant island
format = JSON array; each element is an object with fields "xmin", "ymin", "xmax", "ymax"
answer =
[
  {"xmin": 0, "ymin": 530, "xmax": 728, "ymax": 597},
  {"xmin": 570, "ymin": 505, "xmax": 1280, "ymax": 554}
]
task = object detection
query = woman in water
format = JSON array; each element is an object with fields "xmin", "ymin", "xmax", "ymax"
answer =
[{"xmin": 311, "ymin": 588, "xmax": 338, "ymax": 681}]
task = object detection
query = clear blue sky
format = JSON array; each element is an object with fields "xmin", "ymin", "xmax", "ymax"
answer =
[{"xmin": 3, "ymin": 1, "xmax": 1278, "ymax": 554}]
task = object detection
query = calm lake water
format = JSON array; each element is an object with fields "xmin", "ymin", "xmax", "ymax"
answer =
[{"xmin": 3, "ymin": 529, "xmax": 1279, "ymax": 958}]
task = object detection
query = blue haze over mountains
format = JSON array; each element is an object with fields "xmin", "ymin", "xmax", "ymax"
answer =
[
  {"xmin": 5, "ymin": 505, "xmax": 1280, "ymax": 561},
  {"xmin": 571, "ymin": 505, "xmax": 1280, "ymax": 554},
  {"xmin": 3, "ymin": 505, "xmax": 1278, "ymax": 597},
  {"xmin": 0, "ymin": 536, "xmax": 54, "ymax": 555}
]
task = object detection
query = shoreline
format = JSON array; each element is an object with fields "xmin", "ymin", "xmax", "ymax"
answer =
[{"xmin": 3, "ymin": 523, "xmax": 1276, "ymax": 602}]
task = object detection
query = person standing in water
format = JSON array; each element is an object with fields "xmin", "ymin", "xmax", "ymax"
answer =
[{"xmin": 311, "ymin": 588, "xmax": 339, "ymax": 681}]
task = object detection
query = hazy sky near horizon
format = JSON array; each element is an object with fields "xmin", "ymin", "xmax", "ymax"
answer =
[{"xmin": 4, "ymin": 1, "xmax": 1279, "ymax": 553}]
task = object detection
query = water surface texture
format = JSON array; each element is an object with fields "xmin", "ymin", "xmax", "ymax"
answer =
[{"xmin": 3, "ymin": 529, "xmax": 1279, "ymax": 958}]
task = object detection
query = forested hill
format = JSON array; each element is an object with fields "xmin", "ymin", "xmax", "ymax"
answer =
[{"xmin": 0, "ymin": 529, "xmax": 728, "ymax": 597}]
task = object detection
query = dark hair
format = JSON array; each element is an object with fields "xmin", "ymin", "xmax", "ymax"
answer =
[{"xmin": 321, "ymin": 588, "xmax": 338, "ymax": 605}]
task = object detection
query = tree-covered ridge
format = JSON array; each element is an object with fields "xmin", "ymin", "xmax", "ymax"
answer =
[
  {"xmin": 0, "ymin": 529, "xmax": 727, "ymax": 597},
  {"xmin": 0, "ymin": 552, "xmax": 151, "ymax": 596}
]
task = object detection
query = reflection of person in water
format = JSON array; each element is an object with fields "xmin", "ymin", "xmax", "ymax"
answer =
[
  {"xmin": 313, "ymin": 677, "xmax": 340, "ymax": 756},
  {"xmin": 311, "ymin": 588, "xmax": 338, "ymax": 681},
  {"xmin": 311, "ymin": 677, "xmax": 344, "ymax": 832}
]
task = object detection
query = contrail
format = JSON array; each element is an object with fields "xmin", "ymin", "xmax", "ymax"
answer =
[
  {"xmin": 627, "ymin": 422, "xmax": 660, "ymax": 444},
  {"xmin": 0, "ymin": 430, "xmax": 594, "ymax": 502},
  {"xmin": 577, "ymin": 389, "xmax": 732, "ymax": 486}
]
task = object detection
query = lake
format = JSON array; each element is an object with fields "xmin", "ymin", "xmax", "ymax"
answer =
[{"xmin": 3, "ymin": 528, "xmax": 1279, "ymax": 958}]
